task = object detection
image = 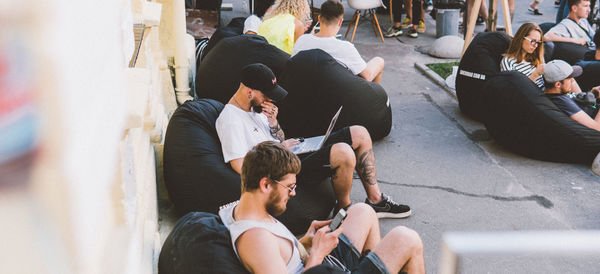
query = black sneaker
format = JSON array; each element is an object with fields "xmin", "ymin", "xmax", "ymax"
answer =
[
  {"xmin": 365, "ymin": 193, "xmax": 411, "ymax": 218},
  {"xmin": 384, "ymin": 26, "xmax": 403, "ymax": 37}
]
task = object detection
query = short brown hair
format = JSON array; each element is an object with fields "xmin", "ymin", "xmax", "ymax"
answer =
[
  {"xmin": 320, "ymin": 0, "xmax": 344, "ymax": 24},
  {"xmin": 241, "ymin": 141, "xmax": 301, "ymax": 192},
  {"xmin": 568, "ymin": 0, "xmax": 589, "ymax": 10}
]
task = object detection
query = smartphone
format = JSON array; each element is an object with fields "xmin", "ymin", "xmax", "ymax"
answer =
[{"xmin": 329, "ymin": 208, "xmax": 347, "ymax": 231}]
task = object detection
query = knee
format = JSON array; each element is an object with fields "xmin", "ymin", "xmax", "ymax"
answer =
[
  {"xmin": 331, "ymin": 143, "xmax": 356, "ymax": 168},
  {"xmin": 389, "ymin": 226, "xmax": 424, "ymax": 253},
  {"xmin": 350, "ymin": 126, "xmax": 372, "ymax": 146},
  {"xmin": 347, "ymin": 203, "xmax": 377, "ymax": 221}
]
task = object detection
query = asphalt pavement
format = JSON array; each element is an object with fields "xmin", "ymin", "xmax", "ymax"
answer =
[{"xmin": 220, "ymin": 1, "xmax": 600, "ymax": 273}]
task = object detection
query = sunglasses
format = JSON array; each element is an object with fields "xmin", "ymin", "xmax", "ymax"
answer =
[
  {"xmin": 271, "ymin": 179, "xmax": 297, "ymax": 193},
  {"xmin": 524, "ymin": 37, "xmax": 541, "ymax": 47}
]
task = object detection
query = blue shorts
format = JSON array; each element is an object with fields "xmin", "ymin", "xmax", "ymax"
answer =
[{"xmin": 321, "ymin": 233, "xmax": 390, "ymax": 274}]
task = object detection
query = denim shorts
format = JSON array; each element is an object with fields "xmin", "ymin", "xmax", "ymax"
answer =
[{"xmin": 321, "ymin": 233, "xmax": 390, "ymax": 274}]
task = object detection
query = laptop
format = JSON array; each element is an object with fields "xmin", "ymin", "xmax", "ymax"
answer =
[{"xmin": 289, "ymin": 106, "xmax": 343, "ymax": 155}]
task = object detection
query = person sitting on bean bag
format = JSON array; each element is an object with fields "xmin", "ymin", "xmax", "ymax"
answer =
[
  {"xmin": 292, "ymin": 0, "xmax": 385, "ymax": 84},
  {"xmin": 258, "ymin": 0, "xmax": 312, "ymax": 54},
  {"xmin": 216, "ymin": 63, "xmax": 411, "ymax": 218},
  {"xmin": 544, "ymin": 60, "xmax": 600, "ymax": 130},
  {"xmin": 500, "ymin": 22, "xmax": 546, "ymax": 89},
  {"xmin": 544, "ymin": 0, "xmax": 596, "ymax": 48}
]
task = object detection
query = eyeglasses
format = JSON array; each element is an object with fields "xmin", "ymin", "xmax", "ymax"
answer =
[
  {"xmin": 271, "ymin": 179, "xmax": 297, "ymax": 193},
  {"xmin": 524, "ymin": 37, "xmax": 541, "ymax": 47}
]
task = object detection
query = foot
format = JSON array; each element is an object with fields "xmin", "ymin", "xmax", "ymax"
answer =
[
  {"xmin": 408, "ymin": 27, "xmax": 418, "ymax": 38},
  {"xmin": 476, "ymin": 16, "xmax": 485, "ymax": 25},
  {"xmin": 385, "ymin": 26, "xmax": 403, "ymax": 37},
  {"xmin": 528, "ymin": 7, "xmax": 543, "ymax": 15},
  {"xmin": 365, "ymin": 193, "xmax": 411, "ymax": 218},
  {"xmin": 417, "ymin": 20, "xmax": 426, "ymax": 33},
  {"xmin": 401, "ymin": 17, "xmax": 412, "ymax": 28}
]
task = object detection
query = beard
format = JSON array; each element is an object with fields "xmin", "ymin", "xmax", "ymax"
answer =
[
  {"xmin": 250, "ymin": 97, "xmax": 263, "ymax": 113},
  {"xmin": 265, "ymin": 190, "xmax": 287, "ymax": 216}
]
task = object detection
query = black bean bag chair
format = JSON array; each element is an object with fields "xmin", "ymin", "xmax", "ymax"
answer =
[
  {"xmin": 163, "ymin": 99, "xmax": 336, "ymax": 234},
  {"xmin": 550, "ymin": 42, "xmax": 590, "ymax": 65},
  {"xmin": 195, "ymin": 35, "xmax": 290, "ymax": 104},
  {"xmin": 200, "ymin": 17, "xmax": 245, "ymax": 61},
  {"xmin": 483, "ymin": 71, "xmax": 600, "ymax": 163},
  {"xmin": 575, "ymin": 61, "xmax": 600, "ymax": 92},
  {"xmin": 456, "ymin": 31, "xmax": 512, "ymax": 122},
  {"xmin": 278, "ymin": 49, "xmax": 392, "ymax": 141},
  {"xmin": 158, "ymin": 212, "xmax": 249, "ymax": 274}
]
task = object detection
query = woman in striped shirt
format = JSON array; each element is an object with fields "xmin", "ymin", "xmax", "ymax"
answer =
[{"xmin": 500, "ymin": 23, "xmax": 546, "ymax": 89}]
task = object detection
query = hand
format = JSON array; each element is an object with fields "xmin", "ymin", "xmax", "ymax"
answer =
[
  {"xmin": 281, "ymin": 138, "xmax": 300, "ymax": 148},
  {"xmin": 310, "ymin": 225, "xmax": 343, "ymax": 259},
  {"xmin": 261, "ymin": 102, "xmax": 279, "ymax": 121},
  {"xmin": 534, "ymin": 63, "xmax": 545, "ymax": 76},
  {"xmin": 592, "ymin": 86, "xmax": 600, "ymax": 97},
  {"xmin": 574, "ymin": 37, "xmax": 588, "ymax": 45}
]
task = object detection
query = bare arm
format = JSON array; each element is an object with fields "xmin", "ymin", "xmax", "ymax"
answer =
[
  {"xmin": 570, "ymin": 110, "xmax": 600, "ymax": 131},
  {"xmin": 302, "ymin": 225, "xmax": 344, "ymax": 270},
  {"xmin": 237, "ymin": 229, "xmax": 289, "ymax": 274},
  {"xmin": 294, "ymin": 19, "xmax": 306, "ymax": 42},
  {"xmin": 544, "ymin": 32, "xmax": 588, "ymax": 45},
  {"xmin": 230, "ymin": 158, "xmax": 243, "ymax": 174}
]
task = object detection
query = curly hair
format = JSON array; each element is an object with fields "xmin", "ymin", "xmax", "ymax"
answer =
[
  {"xmin": 263, "ymin": 0, "xmax": 311, "ymax": 23},
  {"xmin": 504, "ymin": 22, "xmax": 545, "ymax": 67}
]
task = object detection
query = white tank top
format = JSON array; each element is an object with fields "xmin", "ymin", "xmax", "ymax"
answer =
[{"xmin": 219, "ymin": 201, "xmax": 304, "ymax": 274}]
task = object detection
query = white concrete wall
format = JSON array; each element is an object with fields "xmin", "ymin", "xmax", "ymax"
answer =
[{"xmin": 0, "ymin": 0, "xmax": 177, "ymax": 273}]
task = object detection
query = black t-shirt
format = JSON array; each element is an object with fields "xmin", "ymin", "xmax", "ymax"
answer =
[{"xmin": 546, "ymin": 93, "xmax": 582, "ymax": 116}]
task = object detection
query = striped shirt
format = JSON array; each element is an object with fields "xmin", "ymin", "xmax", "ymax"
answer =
[{"xmin": 500, "ymin": 57, "xmax": 545, "ymax": 89}]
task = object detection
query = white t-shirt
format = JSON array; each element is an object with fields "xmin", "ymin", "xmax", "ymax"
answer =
[
  {"xmin": 216, "ymin": 104, "xmax": 278, "ymax": 163},
  {"xmin": 292, "ymin": 34, "xmax": 367, "ymax": 75}
]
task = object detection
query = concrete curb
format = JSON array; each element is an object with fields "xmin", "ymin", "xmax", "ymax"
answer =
[{"xmin": 414, "ymin": 62, "xmax": 457, "ymax": 99}]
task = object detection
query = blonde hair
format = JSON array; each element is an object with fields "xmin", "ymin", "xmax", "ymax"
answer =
[
  {"xmin": 504, "ymin": 22, "xmax": 545, "ymax": 67},
  {"xmin": 264, "ymin": 0, "xmax": 311, "ymax": 23}
]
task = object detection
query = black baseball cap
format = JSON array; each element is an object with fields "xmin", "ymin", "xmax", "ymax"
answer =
[{"xmin": 241, "ymin": 63, "xmax": 288, "ymax": 102}]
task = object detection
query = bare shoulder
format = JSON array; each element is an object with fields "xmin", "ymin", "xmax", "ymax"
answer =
[{"xmin": 236, "ymin": 228, "xmax": 288, "ymax": 273}]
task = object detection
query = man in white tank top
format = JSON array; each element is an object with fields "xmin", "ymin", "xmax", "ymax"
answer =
[{"xmin": 219, "ymin": 141, "xmax": 425, "ymax": 274}]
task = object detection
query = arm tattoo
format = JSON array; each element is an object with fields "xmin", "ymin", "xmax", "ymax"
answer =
[
  {"xmin": 270, "ymin": 123, "xmax": 285, "ymax": 142},
  {"xmin": 356, "ymin": 149, "xmax": 377, "ymax": 185}
]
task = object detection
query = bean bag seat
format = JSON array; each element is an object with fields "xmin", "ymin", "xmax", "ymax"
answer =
[
  {"xmin": 456, "ymin": 31, "xmax": 512, "ymax": 122},
  {"xmin": 195, "ymin": 35, "xmax": 290, "ymax": 104},
  {"xmin": 550, "ymin": 42, "xmax": 589, "ymax": 65},
  {"xmin": 158, "ymin": 212, "xmax": 249, "ymax": 274},
  {"xmin": 163, "ymin": 99, "xmax": 336, "ymax": 234},
  {"xmin": 277, "ymin": 49, "xmax": 392, "ymax": 141},
  {"xmin": 483, "ymin": 71, "xmax": 600, "ymax": 163},
  {"xmin": 200, "ymin": 17, "xmax": 245, "ymax": 61},
  {"xmin": 575, "ymin": 61, "xmax": 600, "ymax": 92}
]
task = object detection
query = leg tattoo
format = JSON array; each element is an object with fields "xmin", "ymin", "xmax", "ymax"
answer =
[{"xmin": 356, "ymin": 149, "xmax": 377, "ymax": 185}]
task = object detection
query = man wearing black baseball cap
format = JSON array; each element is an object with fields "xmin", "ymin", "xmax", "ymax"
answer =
[
  {"xmin": 544, "ymin": 59, "xmax": 600, "ymax": 131},
  {"xmin": 216, "ymin": 63, "xmax": 412, "ymax": 219}
]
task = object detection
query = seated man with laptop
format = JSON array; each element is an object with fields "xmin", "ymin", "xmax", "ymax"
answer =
[{"xmin": 216, "ymin": 63, "xmax": 411, "ymax": 218}]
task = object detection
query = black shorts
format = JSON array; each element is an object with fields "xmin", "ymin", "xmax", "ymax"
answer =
[
  {"xmin": 321, "ymin": 233, "xmax": 390, "ymax": 274},
  {"xmin": 296, "ymin": 127, "xmax": 353, "ymax": 184}
]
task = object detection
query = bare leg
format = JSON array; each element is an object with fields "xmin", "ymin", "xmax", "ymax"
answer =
[
  {"xmin": 339, "ymin": 203, "xmax": 381, "ymax": 252},
  {"xmin": 359, "ymin": 57, "xmax": 384, "ymax": 83},
  {"xmin": 402, "ymin": 0, "xmax": 413, "ymax": 24},
  {"xmin": 349, "ymin": 126, "xmax": 382, "ymax": 203},
  {"xmin": 329, "ymin": 143, "xmax": 356, "ymax": 208},
  {"xmin": 372, "ymin": 226, "xmax": 425, "ymax": 274}
]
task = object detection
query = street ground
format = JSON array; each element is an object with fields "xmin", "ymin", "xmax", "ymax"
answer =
[{"xmin": 218, "ymin": 1, "xmax": 600, "ymax": 273}]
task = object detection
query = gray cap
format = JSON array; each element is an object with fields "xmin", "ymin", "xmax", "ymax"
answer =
[{"xmin": 543, "ymin": 59, "xmax": 583, "ymax": 83}]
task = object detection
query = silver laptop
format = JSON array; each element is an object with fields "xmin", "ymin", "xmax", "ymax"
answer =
[{"xmin": 289, "ymin": 106, "xmax": 343, "ymax": 155}]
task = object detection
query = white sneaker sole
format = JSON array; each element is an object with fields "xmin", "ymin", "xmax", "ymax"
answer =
[{"xmin": 376, "ymin": 209, "xmax": 412, "ymax": 219}]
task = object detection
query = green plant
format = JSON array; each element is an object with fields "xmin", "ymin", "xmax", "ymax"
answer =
[{"xmin": 426, "ymin": 61, "xmax": 459, "ymax": 79}]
